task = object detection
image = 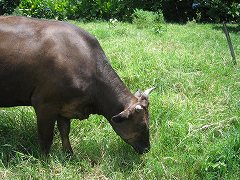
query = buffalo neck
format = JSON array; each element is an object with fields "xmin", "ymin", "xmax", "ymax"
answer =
[{"xmin": 95, "ymin": 60, "xmax": 134, "ymax": 120}]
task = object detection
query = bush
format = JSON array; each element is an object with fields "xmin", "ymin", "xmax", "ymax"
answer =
[
  {"xmin": 12, "ymin": 0, "xmax": 239, "ymax": 23},
  {"xmin": 16, "ymin": 0, "xmax": 124, "ymax": 20},
  {"xmin": 132, "ymin": 9, "xmax": 165, "ymax": 34},
  {"xmin": 72, "ymin": 0, "xmax": 128, "ymax": 21},
  {"xmin": 14, "ymin": 0, "xmax": 163, "ymax": 21},
  {"xmin": 132, "ymin": 9, "xmax": 158, "ymax": 29},
  {"xmin": 162, "ymin": 0, "xmax": 195, "ymax": 23},
  {"xmin": 0, "ymin": 0, "xmax": 20, "ymax": 15},
  {"xmin": 194, "ymin": 1, "xmax": 240, "ymax": 23},
  {"xmin": 16, "ymin": 0, "xmax": 72, "ymax": 20}
]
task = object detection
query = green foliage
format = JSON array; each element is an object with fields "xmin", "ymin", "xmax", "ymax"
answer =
[
  {"xmin": 14, "ymin": 0, "xmax": 162, "ymax": 21},
  {"xmin": 162, "ymin": 0, "xmax": 195, "ymax": 23},
  {"xmin": 132, "ymin": 9, "xmax": 165, "ymax": 34},
  {"xmin": 16, "ymin": 0, "xmax": 123, "ymax": 20},
  {"xmin": 197, "ymin": 0, "xmax": 240, "ymax": 23},
  {"xmin": 16, "ymin": 0, "xmax": 72, "ymax": 20},
  {"xmin": 229, "ymin": 2, "xmax": 240, "ymax": 21},
  {"xmin": 0, "ymin": 0, "xmax": 19, "ymax": 15},
  {"xmin": 72, "ymin": 0, "xmax": 128, "ymax": 21},
  {"xmin": 3, "ymin": 0, "xmax": 239, "ymax": 23},
  {"xmin": 160, "ymin": 0, "xmax": 240, "ymax": 23},
  {"xmin": 133, "ymin": 9, "xmax": 159, "ymax": 28}
]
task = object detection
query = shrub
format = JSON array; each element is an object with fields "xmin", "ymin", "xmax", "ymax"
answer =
[
  {"xmin": 132, "ymin": 9, "xmax": 165, "ymax": 34},
  {"xmin": 0, "ymin": 0, "xmax": 20, "ymax": 15},
  {"xmin": 195, "ymin": 1, "xmax": 240, "ymax": 23},
  {"xmin": 12, "ymin": 0, "xmax": 239, "ymax": 23},
  {"xmin": 16, "ymin": 0, "xmax": 72, "ymax": 20},
  {"xmin": 14, "ymin": 0, "xmax": 163, "ymax": 21},
  {"xmin": 162, "ymin": 0, "xmax": 195, "ymax": 23},
  {"xmin": 72, "ymin": 0, "xmax": 128, "ymax": 21},
  {"xmin": 132, "ymin": 9, "xmax": 158, "ymax": 29}
]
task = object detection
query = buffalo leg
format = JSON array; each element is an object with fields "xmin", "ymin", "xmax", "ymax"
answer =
[
  {"xmin": 57, "ymin": 118, "xmax": 73, "ymax": 154},
  {"xmin": 35, "ymin": 105, "xmax": 56, "ymax": 155}
]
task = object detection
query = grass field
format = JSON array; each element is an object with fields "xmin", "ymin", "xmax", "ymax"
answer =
[{"xmin": 0, "ymin": 20, "xmax": 240, "ymax": 179}]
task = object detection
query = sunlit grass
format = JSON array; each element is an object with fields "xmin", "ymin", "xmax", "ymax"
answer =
[{"xmin": 0, "ymin": 21, "xmax": 240, "ymax": 179}]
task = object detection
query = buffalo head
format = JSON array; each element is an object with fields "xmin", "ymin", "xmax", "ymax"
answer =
[{"xmin": 110, "ymin": 87, "xmax": 155, "ymax": 154}]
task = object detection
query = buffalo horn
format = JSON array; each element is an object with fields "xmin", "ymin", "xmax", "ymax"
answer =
[{"xmin": 143, "ymin": 87, "xmax": 156, "ymax": 97}]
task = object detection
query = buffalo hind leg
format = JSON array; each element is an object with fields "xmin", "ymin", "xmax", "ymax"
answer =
[
  {"xmin": 57, "ymin": 118, "xmax": 73, "ymax": 154},
  {"xmin": 35, "ymin": 105, "xmax": 56, "ymax": 155}
]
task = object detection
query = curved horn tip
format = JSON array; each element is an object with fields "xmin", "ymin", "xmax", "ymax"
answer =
[{"xmin": 143, "ymin": 87, "xmax": 156, "ymax": 96}]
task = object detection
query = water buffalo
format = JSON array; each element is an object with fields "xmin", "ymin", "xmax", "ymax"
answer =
[{"xmin": 0, "ymin": 16, "xmax": 154, "ymax": 154}]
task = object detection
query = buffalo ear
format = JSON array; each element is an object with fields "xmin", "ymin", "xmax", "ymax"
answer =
[
  {"xmin": 111, "ymin": 111, "xmax": 129, "ymax": 124},
  {"xmin": 135, "ymin": 90, "xmax": 142, "ymax": 98}
]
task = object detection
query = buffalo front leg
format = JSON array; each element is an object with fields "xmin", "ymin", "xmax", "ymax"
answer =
[
  {"xmin": 57, "ymin": 118, "xmax": 73, "ymax": 154},
  {"xmin": 35, "ymin": 106, "xmax": 56, "ymax": 155}
]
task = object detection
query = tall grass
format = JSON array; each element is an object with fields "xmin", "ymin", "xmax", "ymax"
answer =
[{"xmin": 0, "ymin": 21, "xmax": 240, "ymax": 179}]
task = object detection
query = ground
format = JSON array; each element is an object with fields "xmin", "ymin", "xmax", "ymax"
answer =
[{"xmin": 0, "ymin": 21, "xmax": 240, "ymax": 179}]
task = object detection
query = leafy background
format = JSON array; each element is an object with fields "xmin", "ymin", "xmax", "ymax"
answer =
[{"xmin": 0, "ymin": 0, "xmax": 239, "ymax": 23}]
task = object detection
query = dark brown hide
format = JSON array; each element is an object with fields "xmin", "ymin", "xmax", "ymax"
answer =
[{"xmin": 0, "ymin": 16, "xmax": 153, "ymax": 154}]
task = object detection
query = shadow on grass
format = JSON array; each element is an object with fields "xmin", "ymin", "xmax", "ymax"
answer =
[
  {"xmin": 105, "ymin": 142, "xmax": 142, "ymax": 172},
  {"xmin": 0, "ymin": 125, "xmax": 141, "ymax": 175},
  {"xmin": 212, "ymin": 24, "xmax": 240, "ymax": 34},
  {"xmin": 0, "ymin": 120, "xmax": 39, "ymax": 166},
  {"xmin": 64, "ymin": 139, "xmax": 142, "ymax": 174},
  {"xmin": 0, "ymin": 110, "xmax": 142, "ymax": 174}
]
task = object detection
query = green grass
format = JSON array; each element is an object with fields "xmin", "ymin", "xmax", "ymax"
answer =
[{"xmin": 1, "ymin": 21, "xmax": 240, "ymax": 179}]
